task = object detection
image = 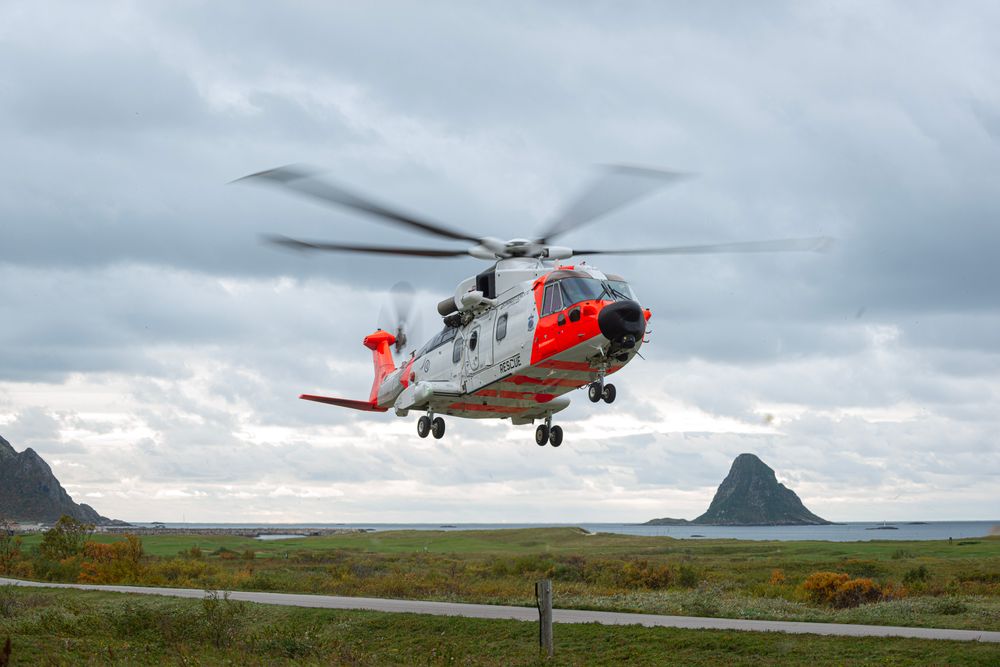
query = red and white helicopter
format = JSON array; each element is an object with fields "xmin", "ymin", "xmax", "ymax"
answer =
[{"xmin": 240, "ymin": 165, "xmax": 829, "ymax": 447}]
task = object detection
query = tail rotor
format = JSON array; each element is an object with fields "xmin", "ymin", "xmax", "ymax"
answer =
[{"xmin": 379, "ymin": 281, "xmax": 421, "ymax": 355}]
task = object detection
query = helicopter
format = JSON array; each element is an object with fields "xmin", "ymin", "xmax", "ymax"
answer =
[{"xmin": 238, "ymin": 165, "xmax": 831, "ymax": 447}]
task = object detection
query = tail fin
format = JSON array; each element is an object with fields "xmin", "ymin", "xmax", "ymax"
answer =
[
  {"xmin": 300, "ymin": 329, "xmax": 396, "ymax": 412},
  {"xmin": 362, "ymin": 329, "xmax": 397, "ymax": 402}
]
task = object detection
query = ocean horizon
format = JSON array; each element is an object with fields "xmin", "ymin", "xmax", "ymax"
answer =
[{"xmin": 128, "ymin": 520, "xmax": 1000, "ymax": 542}]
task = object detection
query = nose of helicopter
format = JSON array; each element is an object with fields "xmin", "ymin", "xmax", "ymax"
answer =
[{"xmin": 597, "ymin": 300, "xmax": 646, "ymax": 349}]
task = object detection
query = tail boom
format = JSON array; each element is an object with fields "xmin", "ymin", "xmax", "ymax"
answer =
[{"xmin": 299, "ymin": 329, "xmax": 398, "ymax": 413}]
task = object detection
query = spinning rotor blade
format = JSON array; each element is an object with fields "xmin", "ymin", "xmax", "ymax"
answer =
[
  {"xmin": 237, "ymin": 165, "xmax": 482, "ymax": 244},
  {"xmin": 379, "ymin": 281, "xmax": 420, "ymax": 354},
  {"xmin": 538, "ymin": 165, "xmax": 689, "ymax": 243},
  {"xmin": 573, "ymin": 236, "xmax": 834, "ymax": 256},
  {"xmin": 389, "ymin": 281, "xmax": 416, "ymax": 329},
  {"xmin": 264, "ymin": 235, "xmax": 470, "ymax": 257}
]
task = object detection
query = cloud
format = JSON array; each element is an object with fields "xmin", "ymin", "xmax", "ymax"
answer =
[{"xmin": 1, "ymin": 2, "xmax": 998, "ymax": 521}]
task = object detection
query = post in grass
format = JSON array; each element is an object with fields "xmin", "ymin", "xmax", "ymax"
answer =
[{"xmin": 535, "ymin": 579, "xmax": 553, "ymax": 657}]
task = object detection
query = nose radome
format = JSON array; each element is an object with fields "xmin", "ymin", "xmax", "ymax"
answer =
[{"xmin": 598, "ymin": 300, "xmax": 646, "ymax": 346}]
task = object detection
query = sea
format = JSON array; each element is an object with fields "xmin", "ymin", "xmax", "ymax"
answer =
[{"xmin": 132, "ymin": 521, "xmax": 999, "ymax": 542}]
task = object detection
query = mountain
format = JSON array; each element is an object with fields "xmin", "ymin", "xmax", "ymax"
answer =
[
  {"xmin": 0, "ymin": 434, "xmax": 118, "ymax": 525},
  {"xmin": 693, "ymin": 453, "xmax": 830, "ymax": 525},
  {"xmin": 645, "ymin": 453, "xmax": 830, "ymax": 526}
]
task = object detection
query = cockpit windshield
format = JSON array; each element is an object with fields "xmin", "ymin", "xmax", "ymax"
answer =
[
  {"xmin": 606, "ymin": 280, "xmax": 636, "ymax": 301},
  {"xmin": 552, "ymin": 277, "xmax": 638, "ymax": 310},
  {"xmin": 559, "ymin": 277, "xmax": 606, "ymax": 305}
]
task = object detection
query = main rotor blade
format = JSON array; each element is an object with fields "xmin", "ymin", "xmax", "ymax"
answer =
[
  {"xmin": 236, "ymin": 165, "xmax": 482, "ymax": 244},
  {"xmin": 264, "ymin": 235, "xmax": 470, "ymax": 257},
  {"xmin": 538, "ymin": 165, "xmax": 689, "ymax": 243},
  {"xmin": 573, "ymin": 236, "xmax": 835, "ymax": 256}
]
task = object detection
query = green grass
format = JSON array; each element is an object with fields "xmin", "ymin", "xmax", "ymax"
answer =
[
  {"xmin": 1, "ymin": 586, "xmax": 997, "ymax": 666},
  {"xmin": 23, "ymin": 525, "xmax": 997, "ymax": 559},
  {"xmin": 12, "ymin": 528, "xmax": 1000, "ymax": 632}
]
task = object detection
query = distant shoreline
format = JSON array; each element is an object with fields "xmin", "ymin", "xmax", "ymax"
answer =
[{"xmin": 46, "ymin": 520, "xmax": 997, "ymax": 543}]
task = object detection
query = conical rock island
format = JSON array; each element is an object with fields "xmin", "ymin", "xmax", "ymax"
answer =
[{"xmin": 694, "ymin": 453, "xmax": 830, "ymax": 525}]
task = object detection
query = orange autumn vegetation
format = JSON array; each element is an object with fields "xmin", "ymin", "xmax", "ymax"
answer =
[
  {"xmin": 800, "ymin": 571, "xmax": 906, "ymax": 608},
  {"xmin": 78, "ymin": 534, "xmax": 144, "ymax": 584}
]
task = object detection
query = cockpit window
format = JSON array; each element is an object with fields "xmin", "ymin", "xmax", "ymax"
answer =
[
  {"xmin": 606, "ymin": 280, "xmax": 636, "ymax": 301},
  {"xmin": 551, "ymin": 276, "xmax": 638, "ymax": 309},
  {"xmin": 541, "ymin": 283, "xmax": 563, "ymax": 316},
  {"xmin": 416, "ymin": 327, "xmax": 457, "ymax": 358},
  {"xmin": 559, "ymin": 277, "xmax": 606, "ymax": 306}
]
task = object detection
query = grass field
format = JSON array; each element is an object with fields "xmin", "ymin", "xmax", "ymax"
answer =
[
  {"xmin": 1, "ymin": 586, "xmax": 998, "ymax": 666},
  {"xmin": 13, "ymin": 527, "xmax": 1000, "ymax": 632}
]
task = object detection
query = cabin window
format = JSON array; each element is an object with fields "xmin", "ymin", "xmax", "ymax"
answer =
[
  {"xmin": 469, "ymin": 330, "xmax": 479, "ymax": 351},
  {"xmin": 541, "ymin": 283, "xmax": 563, "ymax": 316},
  {"xmin": 452, "ymin": 335, "xmax": 464, "ymax": 363},
  {"xmin": 495, "ymin": 313, "xmax": 508, "ymax": 341}
]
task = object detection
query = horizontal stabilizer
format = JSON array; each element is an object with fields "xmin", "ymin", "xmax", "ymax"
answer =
[{"xmin": 300, "ymin": 394, "xmax": 388, "ymax": 412}]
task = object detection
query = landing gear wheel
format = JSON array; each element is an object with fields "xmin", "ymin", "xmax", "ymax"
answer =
[
  {"xmin": 588, "ymin": 382, "xmax": 603, "ymax": 403},
  {"xmin": 602, "ymin": 384, "xmax": 617, "ymax": 404},
  {"xmin": 417, "ymin": 416, "xmax": 431, "ymax": 438},
  {"xmin": 535, "ymin": 424, "xmax": 549, "ymax": 446},
  {"xmin": 431, "ymin": 417, "xmax": 446, "ymax": 439},
  {"xmin": 548, "ymin": 425, "xmax": 563, "ymax": 447}
]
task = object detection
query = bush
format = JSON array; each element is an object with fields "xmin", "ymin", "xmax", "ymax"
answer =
[
  {"xmin": 201, "ymin": 591, "xmax": 249, "ymax": 649},
  {"xmin": 0, "ymin": 518, "xmax": 22, "ymax": 575},
  {"xmin": 676, "ymin": 563, "xmax": 700, "ymax": 588},
  {"xmin": 801, "ymin": 572, "xmax": 850, "ymax": 605},
  {"xmin": 39, "ymin": 516, "xmax": 93, "ymax": 561},
  {"xmin": 903, "ymin": 565, "xmax": 929, "ymax": 585},
  {"xmin": 0, "ymin": 585, "xmax": 17, "ymax": 618},
  {"xmin": 932, "ymin": 598, "xmax": 968, "ymax": 615},
  {"xmin": 179, "ymin": 545, "xmax": 204, "ymax": 560},
  {"xmin": 769, "ymin": 569, "xmax": 786, "ymax": 586},
  {"xmin": 830, "ymin": 578, "xmax": 883, "ymax": 608},
  {"xmin": 800, "ymin": 571, "xmax": 893, "ymax": 608},
  {"xmin": 621, "ymin": 560, "xmax": 672, "ymax": 589},
  {"xmin": 78, "ymin": 535, "xmax": 144, "ymax": 584}
]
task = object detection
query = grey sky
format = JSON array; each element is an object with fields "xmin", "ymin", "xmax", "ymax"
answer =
[{"xmin": 1, "ymin": 1, "xmax": 998, "ymax": 522}]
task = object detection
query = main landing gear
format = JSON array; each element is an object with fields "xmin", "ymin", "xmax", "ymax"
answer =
[
  {"xmin": 535, "ymin": 416, "xmax": 563, "ymax": 447},
  {"xmin": 588, "ymin": 381, "xmax": 616, "ymax": 404},
  {"xmin": 417, "ymin": 413, "xmax": 445, "ymax": 439}
]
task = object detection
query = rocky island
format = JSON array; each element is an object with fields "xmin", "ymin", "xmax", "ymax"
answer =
[
  {"xmin": 0, "ymin": 434, "xmax": 122, "ymax": 525},
  {"xmin": 645, "ymin": 453, "xmax": 831, "ymax": 526}
]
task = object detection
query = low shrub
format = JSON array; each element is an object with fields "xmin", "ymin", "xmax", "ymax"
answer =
[
  {"xmin": 801, "ymin": 572, "xmax": 850, "ymax": 605},
  {"xmin": 801, "ymin": 571, "xmax": 894, "ymax": 608},
  {"xmin": 903, "ymin": 565, "xmax": 929, "ymax": 585},
  {"xmin": 932, "ymin": 598, "xmax": 968, "ymax": 615},
  {"xmin": 831, "ymin": 578, "xmax": 883, "ymax": 608},
  {"xmin": 201, "ymin": 591, "xmax": 250, "ymax": 649},
  {"xmin": 676, "ymin": 564, "xmax": 700, "ymax": 588},
  {"xmin": 621, "ymin": 560, "xmax": 672, "ymax": 589}
]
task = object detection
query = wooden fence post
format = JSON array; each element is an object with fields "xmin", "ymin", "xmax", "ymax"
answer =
[{"xmin": 535, "ymin": 579, "xmax": 553, "ymax": 657}]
